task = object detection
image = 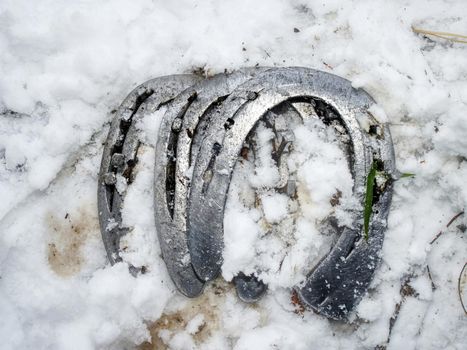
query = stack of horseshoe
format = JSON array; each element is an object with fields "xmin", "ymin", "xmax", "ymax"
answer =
[{"xmin": 98, "ymin": 67, "xmax": 396, "ymax": 320}]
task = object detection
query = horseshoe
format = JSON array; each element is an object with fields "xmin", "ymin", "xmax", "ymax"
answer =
[
  {"xmin": 161, "ymin": 68, "xmax": 305, "ymax": 301},
  {"xmin": 154, "ymin": 68, "xmax": 270, "ymax": 297},
  {"xmin": 97, "ymin": 74, "xmax": 201, "ymax": 273},
  {"xmin": 187, "ymin": 67, "xmax": 396, "ymax": 319}
]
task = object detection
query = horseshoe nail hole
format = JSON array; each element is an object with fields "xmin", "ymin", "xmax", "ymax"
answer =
[
  {"xmin": 123, "ymin": 158, "xmax": 138, "ymax": 184},
  {"xmin": 224, "ymin": 118, "xmax": 235, "ymax": 130},
  {"xmin": 368, "ymin": 124, "xmax": 379, "ymax": 135},
  {"xmin": 126, "ymin": 158, "xmax": 137, "ymax": 168},
  {"xmin": 374, "ymin": 158, "xmax": 384, "ymax": 172},
  {"xmin": 119, "ymin": 119, "xmax": 132, "ymax": 131},
  {"xmin": 113, "ymin": 136, "xmax": 124, "ymax": 149},
  {"xmin": 212, "ymin": 142, "xmax": 222, "ymax": 155},
  {"xmin": 202, "ymin": 169, "xmax": 213, "ymax": 183},
  {"xmin": 104, "ymin": 183, "xmax": 116, "ymax": 211},
  {"xmin": 247, "ymin": 91, "xmax": 258, "ymax": 100},
  {"xmin": 171, "ymin": 118, "xmax": 183, "ymax": 132},
  {"xmin": 200, "ymin": 143, "xmax": 222, "ymax": 194},
  {"xmin": 371, "ymin": 158, "xmax": 389, "ymax": 205}
]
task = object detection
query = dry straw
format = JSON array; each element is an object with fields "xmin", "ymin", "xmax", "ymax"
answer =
[{"xmin": 412, "ymin": 26, "xmax": 467, "ymax": 44}]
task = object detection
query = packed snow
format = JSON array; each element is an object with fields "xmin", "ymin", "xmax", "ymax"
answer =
[{"xmin": 1, "ymin": 0, "xmax": 466, "ymax": 349}]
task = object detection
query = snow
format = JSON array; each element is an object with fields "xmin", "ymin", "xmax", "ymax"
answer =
[
  {"xmin": 1, "ymin": 0, "xmax": 467, "ymax": 349},
  {"xmin": 222, "ymin": 115, "xmax": 353, "ymax": 290},
  {"xmin": 186, "ymin": 314, "xmax": 205, "ymax": 335},
  {"xmin": 260, "ymin": 193, "xmax": 289, "ymax": 224}
]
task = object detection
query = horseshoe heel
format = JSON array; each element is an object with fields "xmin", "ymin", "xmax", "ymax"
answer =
[
  {"xmin": 98, "ymin": 74, "xmax": 201, "ymax": 272},
  {"xmin": 296, "ymin": 123, "xmax": 395, "ymax": 320},
  {"xmin": 187, "ymin": 67, "xmax": 395, "ymax": 317}
]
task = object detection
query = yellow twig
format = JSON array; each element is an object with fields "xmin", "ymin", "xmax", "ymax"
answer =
[{"xmin": 412, "ymin": 26, "xmax": 467, "ymax": 44}]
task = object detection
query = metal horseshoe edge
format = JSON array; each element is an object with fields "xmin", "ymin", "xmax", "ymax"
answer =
[
  {"xmin": 187, "ymin": 67, "xmax": 396, "ymax": 319},
  {"xmin": 97, "ymin": 74, "xmax": 202, "ymax": 273},
  {"xmin": 154, "ymin": 68, "xmax": 271, "ymax": 297},
  {"xmin": 98, "ymin": 67, "xmax": 396, "ymax": 321}
]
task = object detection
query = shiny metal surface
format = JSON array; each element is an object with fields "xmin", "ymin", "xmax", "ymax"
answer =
[
  {"xmin": 98, "ymin": 74, "xmax": 201, "ymax": 273},
  {"xmin": 98, "ymin": 67, "xmax": 396, "ymax": 320},
  {"xmin": 186, "ymin": 67, "xmax": 395, "ymax": 319},
  {"xmin": 154, "ymin": 68, "xmax": 270, "ymax": 297}
]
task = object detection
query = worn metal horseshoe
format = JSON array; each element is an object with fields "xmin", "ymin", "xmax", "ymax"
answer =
[
  {"xmin": 187, "ymin": 67, "xmax": 396, "ymax": 319},
  {"xmin": 154, "ymin": 68, "xmax": 271, "ymax": 297},
  {"xmin": 98, "ymin": 74, "xmax": 201, "ymax": 273},
  {"xmin": 98, "ymin": 67, "xmax": 396, "ymax": 320}
]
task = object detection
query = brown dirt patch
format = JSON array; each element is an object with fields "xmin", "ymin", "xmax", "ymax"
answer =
[
  {"xmin": 139, "ymin": 279, "xmax": 233, "ymax": 349},
  {"xmin": 46, "ymin": 204, "xmax": 99, "ymax": 277}
]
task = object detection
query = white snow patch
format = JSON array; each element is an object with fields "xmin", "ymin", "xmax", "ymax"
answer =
[{"xmin": 1, "ymin": 0, "xmax": 467, "ymax": 349}]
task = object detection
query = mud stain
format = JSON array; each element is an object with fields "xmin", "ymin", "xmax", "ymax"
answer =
[
  {"xmin": 139, "ymin": 279, "xmax": 233, "ymax": 350},
  {"xmin": 46, "ymin": 204, "xmax": 99, "ymax": 277}
]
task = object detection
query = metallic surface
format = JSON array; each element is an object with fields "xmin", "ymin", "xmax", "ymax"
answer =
[
  {"xmin": 187, "ymin": 67, "xmax": 395, "ymax": 319},
  {"xmin": 154, "ymin": 68, "xmax": 270, "ymax": 297},
  {"xmin": 98, "ymin": 67, "xmax": 396, "ymax": 320},
  {"xmin": 98, "ymin": 74, "xmax": 201, "ymax": 273}
]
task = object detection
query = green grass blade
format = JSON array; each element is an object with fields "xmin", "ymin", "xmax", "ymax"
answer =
[
  {"xmin": 363, "ymin": 162, "xmax": 377, "ymax": 241},
  {"xmin": 400, "ymin": 172, "xmax": 415, "ymax": 178}
]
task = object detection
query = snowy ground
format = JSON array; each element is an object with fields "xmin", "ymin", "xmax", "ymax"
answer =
[{"xmin": 1, "ymin": 0, "xmax": 467, "ymax": 349}]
